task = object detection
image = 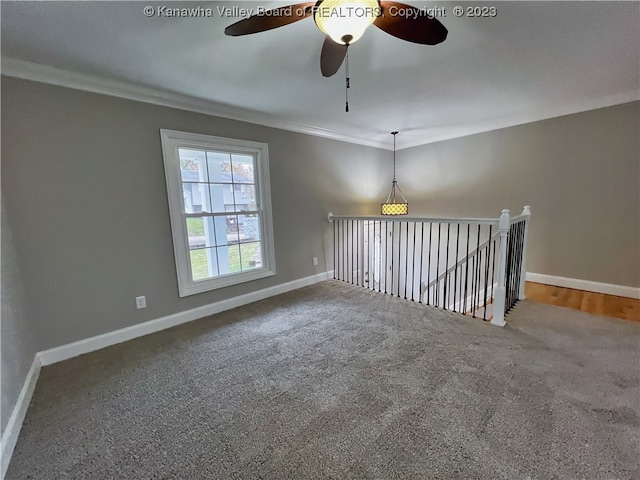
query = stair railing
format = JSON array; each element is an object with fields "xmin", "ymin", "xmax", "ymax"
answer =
[
  {"xmin": 423, "ymin": 229, "xmax": 501, "ymax": 317},
  {"xmin": 327, "ymin": 206, "xmax": 530, "ymax": 327}
]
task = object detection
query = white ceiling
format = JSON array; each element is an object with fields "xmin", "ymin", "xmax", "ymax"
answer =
[{"xmin": 2, "ymin": 1, "xmax": 639, "ymax": 150}]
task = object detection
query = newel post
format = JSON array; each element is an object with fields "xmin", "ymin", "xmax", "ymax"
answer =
[
  {"xmin": 518, "ymin": 206, "xmax": 531, "ymax": 300},
  {"xmin": 491, "ymin": 209, "xmax": 510, "ymax": 327}
]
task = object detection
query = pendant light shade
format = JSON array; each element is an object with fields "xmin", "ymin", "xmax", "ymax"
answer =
[{"xmin": 381, "ymin": 131, "xmax": 408, "ymax": 215}]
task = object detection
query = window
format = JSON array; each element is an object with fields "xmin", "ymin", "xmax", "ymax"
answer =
[{"xmin": 160, "ymin": 129, "xmax": 275, "ymax": 296}]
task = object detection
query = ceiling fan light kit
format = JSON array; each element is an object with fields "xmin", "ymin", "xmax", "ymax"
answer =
[{"xmin": 314, "ymin": 0, "xmax": 381, "ymax": 45}]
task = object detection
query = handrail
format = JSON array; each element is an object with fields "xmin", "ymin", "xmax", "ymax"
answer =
[
  {"xmin": 327, "ymin": 213, "xmax": 499, "ymax": 226},
  {"xmin": 424, "ymin": 230, "xmax": 501, "ymax": 290}
]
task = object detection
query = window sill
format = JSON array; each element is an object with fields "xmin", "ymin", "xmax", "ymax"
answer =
[{"xmin": 178, "ymin": 267, "xmax": 276, "ymax": 297}]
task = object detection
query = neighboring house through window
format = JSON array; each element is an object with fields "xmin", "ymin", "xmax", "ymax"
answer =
[{"xmin": 161, "ymin": 129, "xmax": 275, "ymax": 296}]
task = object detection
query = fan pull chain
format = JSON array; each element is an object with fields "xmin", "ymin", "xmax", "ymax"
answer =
[{"xmin": 345, "ymin": 49, "xmax": 350, "ymax": 112}]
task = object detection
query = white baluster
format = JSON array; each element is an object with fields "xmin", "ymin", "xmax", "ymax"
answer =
[{"xmin": 491, "ymin": 209, "xmax": 510, "ymax": 327}]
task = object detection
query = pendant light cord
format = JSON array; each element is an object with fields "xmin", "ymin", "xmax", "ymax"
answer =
[{"xmin": 391, "ymin": 131, "xmax": 398, "ymax": 181}]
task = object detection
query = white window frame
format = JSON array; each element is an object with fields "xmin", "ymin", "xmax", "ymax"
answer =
[{"xmin": 160, "ymin": 129, "xmax": 276, "ymax": 297}]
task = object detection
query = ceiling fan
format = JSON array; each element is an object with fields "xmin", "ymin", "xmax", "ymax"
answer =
[{"xmin": 224, "ymin": 0, "xmax": 448, "ymax": 78}]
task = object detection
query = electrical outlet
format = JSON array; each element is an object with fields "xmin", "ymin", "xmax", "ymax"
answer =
[
  {"xmin": 135, "ymin": 296, "xmax": 146, "ymax": 309},
  {"xmin": 312, "ymin": 257, "xmax": 318, "ymax": 266}
]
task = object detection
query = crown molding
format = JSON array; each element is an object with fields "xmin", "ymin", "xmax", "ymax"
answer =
[
  {"xmin": 1, "ymin": 57, "xmax": 388, "ymax": 150},
  {"xmin": 395, "ymin": 90, "xmax": 640, "ymax": 152},
  {"xmin": 2, "ymin": 57, "xmax": 638, "ymax": 152}
]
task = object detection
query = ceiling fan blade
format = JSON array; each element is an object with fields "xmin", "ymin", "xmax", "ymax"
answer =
[
  {"xmin": 320, "ymin": 36, "xmax": 348, "ymax": 77},
  {"xmin": 224, "ymin": 2, "xmax": 315, "ymax": 36},
  {"xmin": 375, "ymin": 1, "xmax": 448, "ymax": 45}
]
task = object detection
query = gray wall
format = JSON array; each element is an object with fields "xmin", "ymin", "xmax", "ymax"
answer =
[
  {"xmin": 2, "ymin": 75, "xmax": 637, "ymax": 377},
  {"xmin": 1, "ymin": 195, "xmax": 38, "ymax": 433},
  {"xmin": 397, "ymin": 102, "xmax": 640, "ymax": 288},
  {"xmin": 1, "ymin": 76, "xmax": 389, "ymax": 352}
]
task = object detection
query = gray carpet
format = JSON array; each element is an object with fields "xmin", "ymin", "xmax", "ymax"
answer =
[{"xmin": 7, "ymin": 280, "xmax": 640, "ymax": 479}]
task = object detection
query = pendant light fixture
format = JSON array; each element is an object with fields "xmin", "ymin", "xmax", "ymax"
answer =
[{"xmin": 381, "ymin": 131, "xmax": 408, "ymax": 215}]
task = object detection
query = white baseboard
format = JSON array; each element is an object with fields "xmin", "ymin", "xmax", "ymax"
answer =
[
  {"xmin": 1, "ymin": 357, "xmax": 41, "ymax": 480},
  {"xmin": 526, "ymin": 272, "xmax": 640, "ymax": 300},
  {"xmin": 37, "ymin": 271, "xmax": 334, "ymax": 366}
]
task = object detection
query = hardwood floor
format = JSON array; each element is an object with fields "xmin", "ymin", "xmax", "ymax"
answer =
[{"xmin": 525, "ymin": 282, "xmax": 640, "ymax": 322}]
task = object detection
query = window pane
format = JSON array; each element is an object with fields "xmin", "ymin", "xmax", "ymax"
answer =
[
  {"xmin": 190, "ymin": 247, "xmax": 219, "ymax": 281},
  {"xmin": 240, "ymin": 242, "xmax": 262, "ymax": 271},
  {"xmin": 213, "ymin": 216, "xmax": 228, "ymax": 246},
  {"xmin": 226, "ymin": 214, "xmax": 240, "ymax": 244},
  {"xmin": 187, "ymin": 217, "xmax": 216, "ymax": 249},
  {"xmin": 219, "ymin": 244, "xmax": 241, "ymax": 275},
  {"xmin": 231, "ymin": 154, "xmax": 254, "ymax": 183},
  {"xmin": 180, "ymin": 149, "xmax": 208, "ymax": 182},
  {"xmin": 238, "ymin": 214, "xmax": 261, "ymax": 243},
  {"xmin": 209, "ymin": 184, "xmax": 228, "ymax": 213},
  {"xmin": 183, "ymin": 183, "xmax": 210, "ymax": 213},
  {"xmin": 234, "ymin": 184, "xmax": 256, "ymax": 211},
  {"xmin": 207, "ymin": 151, "xmax": 231, "ymax": 183}
]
